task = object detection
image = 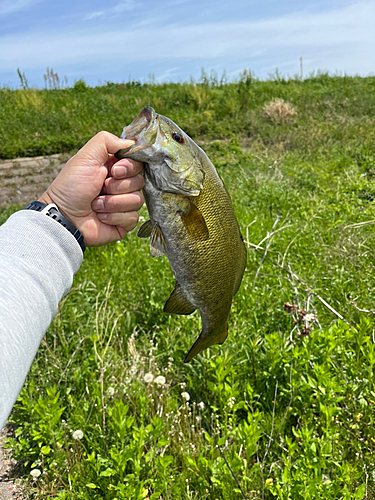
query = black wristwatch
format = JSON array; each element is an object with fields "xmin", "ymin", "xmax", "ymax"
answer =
[{"xmin": 23, "ymin": 201, "xmax": 85, "ymax": 253}]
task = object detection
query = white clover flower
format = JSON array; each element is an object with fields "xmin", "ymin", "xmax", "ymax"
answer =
[
  {"xmin": 107, "ymin": 387, "xmax": 115, "ymax": 396},
  {"xmin": 181, "ymin": 392, "xmax": 190, "ymax": 401},
  {"xmin": 30, "ymin": 468, "xmax": 41, "ymax": 478},
  {"xmin": 198, "ymin": 402, "xmax": 205, "ymax": 410},
  {"xmin": 72, "ymin": 430, "xmax": 83, "ymax": 440},
  {"xmin": 144, "ymin": 373, "xmax": 154, "ymax": 383},
  {"xmin": 155, "ymin": 375, "xmax": 166, "ymax": 386}
]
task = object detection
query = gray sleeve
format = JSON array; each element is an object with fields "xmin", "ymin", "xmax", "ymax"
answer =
[{"xmin": 0, "ymin": 210, "xmax": 83, "ymax": 430}]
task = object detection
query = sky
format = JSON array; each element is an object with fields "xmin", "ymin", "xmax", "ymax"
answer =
[{"xmin": 0, "ymin": 0, "xmax": 374, "ymax": 88}]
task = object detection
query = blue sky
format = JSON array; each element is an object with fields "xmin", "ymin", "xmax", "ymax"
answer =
[{"xmin": 0, "ymin": 0, "xmax": 374, "ymax": 88}]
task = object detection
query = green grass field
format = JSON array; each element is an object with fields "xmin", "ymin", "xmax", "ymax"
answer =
[{"xmin": 2, "ymin": 73, "xmax": 375, "ymax": 499}]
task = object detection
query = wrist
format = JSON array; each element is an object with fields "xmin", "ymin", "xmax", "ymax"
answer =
[
  {"xmin": 24, "ymin": 201, "xmax": 85, "ymax": 254},
  {"xmin": 38, "ymin": 191, "xmax": 54, "ymax": 207}
]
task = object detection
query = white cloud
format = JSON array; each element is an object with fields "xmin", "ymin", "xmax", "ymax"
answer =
[
  {"xmin": 1, "ymin": 0, "xmax": 375, "ymax": 81},
  {"xmin": 83, "ymin": 11, "xmax": 105, "ymax": 21},
  {"xmin": 84, "ymin": 0, "xmax": 136, "ymax": 20}
]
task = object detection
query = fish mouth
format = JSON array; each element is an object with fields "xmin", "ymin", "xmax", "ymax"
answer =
[
  {"xmin": 115, "ymin": 107, "xmax": 158, "ymax": 159},
  {"xmin": 121, "ymin": 106, "xmax": 156, "ymax": 141}
]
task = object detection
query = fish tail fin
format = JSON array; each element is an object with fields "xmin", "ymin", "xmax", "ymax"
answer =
[{"xmin": 184, "ymin": 324, "xmax": 228, "ymax": 363}]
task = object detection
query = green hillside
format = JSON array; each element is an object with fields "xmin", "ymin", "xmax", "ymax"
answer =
[{"xmin": 2, "ymin": 73, "xmax": 375, "ymax": 499}]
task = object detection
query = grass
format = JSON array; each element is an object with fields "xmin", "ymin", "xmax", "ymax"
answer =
[{"xmin": 2, "ymin": 72, "xmax": 375, "ymax": 498}]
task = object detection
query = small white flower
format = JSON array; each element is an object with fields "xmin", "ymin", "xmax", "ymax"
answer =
[
  {"xmin": 198, "ymin": 402, "xmax": 205, "ymax": 410},
  {"xmin": 305, "ymin": 313, "xmax": 316, "ymax": 322},
  {"xmin": 155, "ymin": 375, "xmax": 166, "ymax": 386},
  {"xmin": 107, "ymin": 387, "xmax": 115, "ymax": 396},
  {"xmin": 30, "ymin": 468, "xmax": 41, "ymax": 478},
  {"xmin": 72, "ymin": 430, "xmax": 83, "ymax": 440},
  {"xmin": 181, "ymin": 392, "xmax": 190, "ymax": 401},
  {"xmin": 228, "ymin": 397, "xmax": 235, "ymax": 407},
  {"xmin": 144, "ymin": 373, "xmax": 154, "ymax": 383}
]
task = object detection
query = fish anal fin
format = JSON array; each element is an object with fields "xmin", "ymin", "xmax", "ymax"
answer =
[
  {"xmin": 137, "ymin": 220, "xmax": 153, "ymax": 238},
  {"xmin": 184, "ymin": 324, "xmax": 228, "ymax": 363},
  {"xmin": 163, "ymin": 283, "xmax": 196, "ymax": 315},
  {"xmin": 150, "ymin": 224, "xmax": 167, "ymax": 257},
  {"xmin": 180, "ymin": 200, "xmax": 209, "ymax": 241}
]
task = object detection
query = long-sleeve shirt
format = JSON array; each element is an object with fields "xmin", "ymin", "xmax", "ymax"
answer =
[{"xmin": 0, "ymin": 210, "xmax": 82, "ymax": 430}]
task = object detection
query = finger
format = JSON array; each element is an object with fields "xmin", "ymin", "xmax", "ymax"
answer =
[
  {"xmin": 101, "ymin": 131, "xmax": 135, "ymax": 156},
  {"xmin": 102, "ymin": 174, "xmax": 144, "ymax": 195},
  {"xmin": 110, "ymin": 158, "xmax": 144, "ymax": 179},
  {"xmin": 78, "ymin": 131, "xmax": 135, "ymax": 166},
  {"xmin": 92, "ymin": 192, "xmax": 144, "ymax": 213},
  {"xmin": 96, "ymin": 211, "xmax": 140, "ymax": 230}
]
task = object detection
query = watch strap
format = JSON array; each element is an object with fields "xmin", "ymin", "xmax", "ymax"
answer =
[{"xmin": 23, "ymin": 201, "xmax": 85, "ymax": 253}]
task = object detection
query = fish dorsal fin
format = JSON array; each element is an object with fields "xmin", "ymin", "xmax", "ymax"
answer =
[
  {"xmin": 184, "ymin": 323, "xmax": 228, "ymax": 363},
  {"xmin": 150, "ymin": 224, "xmax": 167, "ymax": 257},
  {"xmin": 163, "ymin": 283, "xmax": 196, "ymax": 315},
  {"xmin": 137, "ymin": 220, "xmax": 153, "ymax": 238},
  {"xmin": 181, "ymin": 200, "xmax": 209, "ymax": 241}
]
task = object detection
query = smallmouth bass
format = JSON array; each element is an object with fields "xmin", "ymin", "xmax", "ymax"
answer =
[{"xmin": 116, "ymin": 107, "xmax": 246, "ymax": 362}]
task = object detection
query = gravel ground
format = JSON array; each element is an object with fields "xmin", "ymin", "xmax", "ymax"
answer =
[{"xmin": 0, "ymin": 426, "xmax": 27, "ymax": 500}]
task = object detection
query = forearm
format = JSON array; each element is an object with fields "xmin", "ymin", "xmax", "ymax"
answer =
[{"xmin": 0, "ymin": 210, "xmax": 83, "ymax": 429}]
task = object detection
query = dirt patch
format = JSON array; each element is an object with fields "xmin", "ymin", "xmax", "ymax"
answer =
[
  {"xmin": 0, "ymin": 154, "xmax": 69, "ymax": 207},
  {"xmin": 0, "ymin": 426, "xmax": 27, "ymax": 500}
]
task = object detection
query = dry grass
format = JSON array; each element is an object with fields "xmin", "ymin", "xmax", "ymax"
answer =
[{"xmin": 263, "ymin": 98, "xmax": 297, "ymax": 123}]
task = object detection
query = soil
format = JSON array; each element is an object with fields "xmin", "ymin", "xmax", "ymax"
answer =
[
  {"xmin": 0, "ymin": 426, "xmax": 27, "ymax": 500},
  {"xmin": 0, "ymin": 154, "xmax": 69, "ymax": 207}
]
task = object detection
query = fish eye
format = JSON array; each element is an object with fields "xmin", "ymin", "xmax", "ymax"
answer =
[{"xmin": 172, "ymin": 132, "xmax": 184, "ymax": 144}]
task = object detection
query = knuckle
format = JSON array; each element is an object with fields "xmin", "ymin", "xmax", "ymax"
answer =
[{"xmin": 96, "ymin": 130, "xmax": 109, "ymax": 140}]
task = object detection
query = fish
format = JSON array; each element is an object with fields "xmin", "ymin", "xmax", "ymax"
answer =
[{"xmin": 116, "ymin": 107, "xmax": 247, "ymax": 362}]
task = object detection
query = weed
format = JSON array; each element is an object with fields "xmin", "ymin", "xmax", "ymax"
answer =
[
  {"xmin": 263, "ymin": 98, "xmax": 297, "ymax": 123},
  {"xmin": 44, "ymin": 68, "xmax": 68, "ymax": 90}
]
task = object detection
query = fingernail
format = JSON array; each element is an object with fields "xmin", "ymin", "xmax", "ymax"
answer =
[
  {"xmin": 93, "ymin": 198, "xmax": 104, "ymax": 211},
  {"xmin": 114, "ymin": 166, "xmax": 127, "ymax": 178}
]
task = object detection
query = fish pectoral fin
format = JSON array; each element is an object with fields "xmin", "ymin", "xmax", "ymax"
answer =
[
  {"xmin": 180, "ymin": 200, "xmax": 209, "ymax": 241},
  {"xmin": 184, "ymin": 324, "xmax": 229, "ymax": 363},
  {"xmin": 150, "ymin": 224, "xmax": 167, "ymax": 257},
  {"xmin": 137, "ymin": 220, "xmax": 153, "ymax": 238},
  {"xmin": 163, "ymin": 283, "xmax": 196, "ymax": 315},
  {"xmin": 234, "ymin": 237, "xmax": 247, "ymax": 295}
]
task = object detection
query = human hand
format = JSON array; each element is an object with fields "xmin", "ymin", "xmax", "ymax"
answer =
[{"xmin": 38, "ymin": 131, "xmax": 144, "ymax": 247}]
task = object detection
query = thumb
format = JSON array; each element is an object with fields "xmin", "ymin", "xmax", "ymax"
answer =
[{"xmin": 77, "ymin": 131, "xmax": 135, "ymax": 164}]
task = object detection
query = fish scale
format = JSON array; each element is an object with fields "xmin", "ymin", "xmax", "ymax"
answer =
[{"xmin": 116, "ymin": 107, "xmax": 247, "ymax": 362}]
